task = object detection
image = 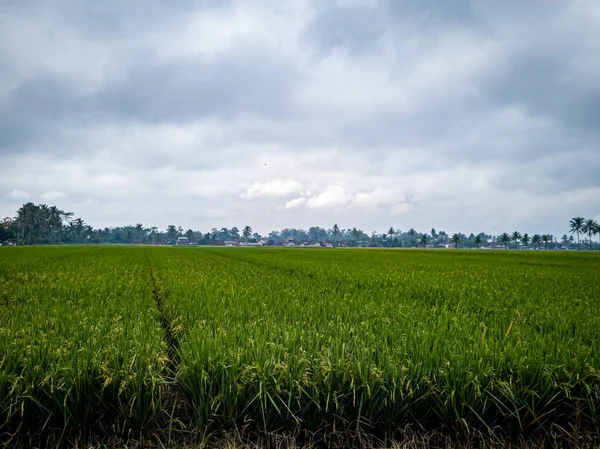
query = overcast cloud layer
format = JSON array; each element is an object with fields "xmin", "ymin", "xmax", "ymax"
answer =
[{"xmin": 1, "ymin": 0, "xmax": 599, "ymax": 235}]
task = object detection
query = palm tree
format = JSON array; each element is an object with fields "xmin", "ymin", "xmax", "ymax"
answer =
[
  {"xmin": 351, "ymin": 227, "xmax": 359, "ymax": 246},
  {"xmin": 185, "ymin": 229, "xmax": 194, "ymax": 241},
  {"xmin": 542, "ymin": 234, "xmax": 550, "ymax": 250},
  {"xmin": 420, "ymin": 234, "xmax": 429, "ymax": 248},
  {"xmin": 167, "ymin": 225, "xmax": 177, "ymax": 243},
  {"xmin": 582, "ymin": 219, "xmax": 598, "ymax": 251},
  {"xmin": 16, "ymin": 202, "xmax": 39, "ymax": 245},
  {"xmin": 332, "ymin": 223, "xmax": 339, "ymax": 247},
  {"xmin": 531, "ymin": 234, "xmax": 541, "ymax": 250},
  {"xmin": 48, "ymin": 205, "xmax": 68, "ymax": 244},
  {"xmin": 561, "ymin": 234, "xmax": 569, "ymax": 247},
  {"xmin": 408, "ymin": 228, "xmax": 417, "ymax": 247},
  {"xmin": 451, "ymin": 233, "xmax": 461, "ymax": 248},
  {"xmin": 511, "ymin": 231, "xmax": 521, "ymax": 250},
  {"xmin": 38, "ymin": 204, "xmax": 50, "ymax": 242},
  {"xmin": 499, "ymin": 232, "xmax": 510, "ymax": 249},
  {"xmin": 135, "ymin": 223, "xmax": 144, "ymax": 241},
  {"xmin": 594, "ymin": 222, "xmax": 600, "ymax": 251},
  {"xmin": 243, "ymin": 225, "xmax": 252, "ymax": 242},
  {"xmin": 73, "ymin": 218, "xmax": 85, "ymax": 244},
  {"xmin": 474, "ymin": 234, "xmax": 482, "ymax": 249},
  {"xmin": 83, "ymin": 225, "xmax": 94, "ymax": 242},
  {"xmin": 387, "ymin": 227, "xmax": 395, "ymax": 247},
  {"xmin": 569, "ymin": 217, "xmax": 584, "ymax": 251},
  {"xmin": 521, "ymin": 233, "xmax": 530, "ymax": 248}
]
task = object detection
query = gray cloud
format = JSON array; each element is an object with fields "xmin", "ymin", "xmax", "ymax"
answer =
[
  {"xmin": 94, "ymin": 48, "xmax": 298, "ymax": 123},
  {"xmin": 1, "ymin": 0, "xmax": 599, "ymax": 235}
]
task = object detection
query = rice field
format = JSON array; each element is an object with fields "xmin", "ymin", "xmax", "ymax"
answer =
[{"xmin": 1, "ymin": 246, "xmax": 599, "ymax": 446}]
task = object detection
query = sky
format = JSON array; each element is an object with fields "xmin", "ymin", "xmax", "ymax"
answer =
[{"xmin": 1, "ymin": 0, "xmax": 599, "ymax": 236}]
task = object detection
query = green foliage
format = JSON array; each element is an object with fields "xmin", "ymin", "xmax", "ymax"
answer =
[
  {"xmin": 1, "ymin": 246, "xmax": 599, "ymax": 442},
  {"xmin": 0, "ymin": 247, "xmax": 166, "ymax": 437}
]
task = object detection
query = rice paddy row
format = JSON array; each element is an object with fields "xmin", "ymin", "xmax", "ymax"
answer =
[{"xmin": 1, "ymin": 246, "xmax": 599, "ymax": 445}]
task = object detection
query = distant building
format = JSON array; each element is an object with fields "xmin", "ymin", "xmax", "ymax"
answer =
[
  {"xmin": 176, "ymin": 237, "xmax": 189, "ymax": 245},
  {"xmin": 241, "ymin": 241, "xmax": 264, "ymax": 246}
]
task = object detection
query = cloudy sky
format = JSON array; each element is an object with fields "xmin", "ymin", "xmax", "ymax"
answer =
[{"xmin": 1, "ymin": 0, "xmax": 599, "ymax": 236}]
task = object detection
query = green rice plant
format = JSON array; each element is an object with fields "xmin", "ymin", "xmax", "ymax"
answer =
[
  {"xmin": 151, "ymin": 247, "xmax": 600, "ymax": 439},
  {"xmin": 1, "ymin": 245, "xmax": 599, "ymax": 444},
  {"xmin": 0, "ymin": 247, "xmax": 167, "ymax": 440}
]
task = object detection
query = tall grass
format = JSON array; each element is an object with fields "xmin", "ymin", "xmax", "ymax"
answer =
[
  {"xmin": 0, "ymin": 246, "xmax": 598, "ymax": 444},
  {"xmin": 0, "ymin": 247, "xmax": 166, "ymax": 440},
  {"xmin": 153, "ymin": 248, "xmax": 600, "ymax": 439}
]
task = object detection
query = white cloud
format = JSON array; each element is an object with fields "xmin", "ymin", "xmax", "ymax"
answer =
[
  {"xmin": 355, "ymin": 188, "xmax": 400, "ymax": 205},
  {"xmin": 4, "ymin": 189, "xmax": 31, "ymax": 200},
  {"xmin": 306, "ymin": 185, "xmax": 353, "ymax": 208},
  {"xmin": 40, "ymin": 190, "xmax": 67, "ymax": 201},
  {"xmin": 284, "ymin": 197, "xmax": 307, "ymax": 209},
  {"xmin": 242, "ymin": 180, "xmax": 304, "ymax": 199}
]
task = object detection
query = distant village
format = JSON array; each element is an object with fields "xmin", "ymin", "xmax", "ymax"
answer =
[{"xmin": 2, "ymin": 203, "xmax": 598, "ymax": 251}]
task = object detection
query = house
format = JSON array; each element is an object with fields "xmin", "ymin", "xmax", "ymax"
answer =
[
  {"xmin": 223, "ymin": 240, "xmax": 237, "ymax": 247},
  {"xmin": 176, "ymin": 237, "xmax": 189, "ymax": 245}
]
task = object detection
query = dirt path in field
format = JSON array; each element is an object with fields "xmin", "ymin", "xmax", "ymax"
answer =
[
  {"xmin": 146, "ymin": 254, "xmax": 181, "ymax": 370},
  {"xmin": 145, "ymin": 253, "xmax": 195, "ymax": 441}
]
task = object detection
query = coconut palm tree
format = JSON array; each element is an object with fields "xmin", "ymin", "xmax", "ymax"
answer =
[
  {"xmin": 474, "ymin": 234, "xmax": 482, "ymax": 249},
  {"xmin": 408, "ymin": 228, "xmax": 417, "ymax": 247},
  {"xmin": 582, "ymin": 219, "xmax": 598, "ymax": 251},
  {"xmin": 451, "ymin": 233, "xmax": 461, "ymax": 248},
  {"xmin": 332, "ymin": 223, "xmax": 340, "ymax": 247},
  {"xmin": 531, "ymin": 234, "xmax": 541, "ymax": 250},
  {"xmin": 594, "ymin": 222, "xmax": 600, "ymax": 251},
  {"xmin": 569, "ymin": 217, "xmax": 584, "ymax": 251},
  {"xmin": 420, "ymin": 234, "xmax": 429, "ymax": 248},
  {"xmin": 511, "ymin": 231, "xmax": 521, "ymax": 250},
  {"xmin": 521, "ymin": 233, "xmax": 530, "ymax": 248},
  {"xmin": 387, "ymin": 227, "xmax": 395, "ymax": 247},
  {"xmin": 351, "ymin": 227, "xmax": 359, "ymax": 246},
  {"xmin": 500, "ymin": 232, "xmax": 510, "ymax": 249},
  {"xmin": 542, "ymin": 234, "xmax": 550, "ymax": 250},
  {"xmin": 72, "ymin": 217, "xmax": 85, "ymax": 244}
]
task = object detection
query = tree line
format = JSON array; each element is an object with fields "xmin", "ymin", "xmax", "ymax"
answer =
[{"xmin": 1, "ymin": 202, "xmax": 599, "ymax": 251}]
